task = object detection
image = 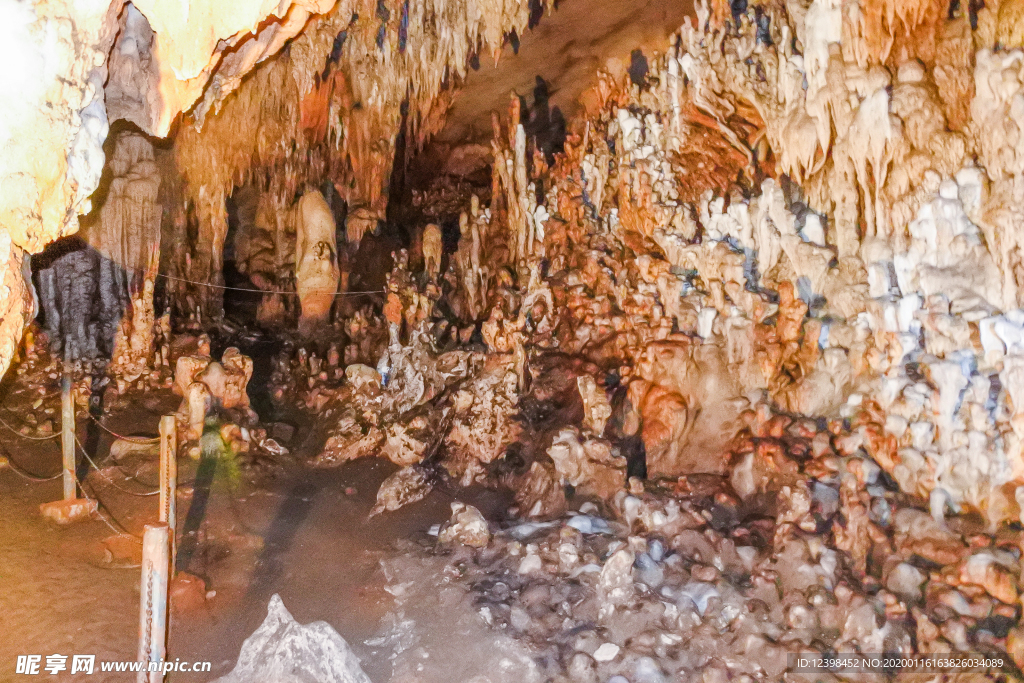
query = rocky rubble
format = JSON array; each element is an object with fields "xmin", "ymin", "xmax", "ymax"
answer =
[{"xmin": 415, "ymin": 411, "xmax": 1023, "ymax": 681}]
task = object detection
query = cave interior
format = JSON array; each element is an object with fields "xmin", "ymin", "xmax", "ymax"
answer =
[{"xmin": 3, "ymin": 0, "xmax": 1024, "ymax": 679}]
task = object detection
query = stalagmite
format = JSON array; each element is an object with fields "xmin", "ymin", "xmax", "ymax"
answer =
[
  {"xmin": 213, "ymin": 594, "xmax": 372, "ymax": 683},
  {"xmin": 174, "ymin": 347, "xmax": 255, "ymax": 444},
  {"xmin": 576, "ymin": 375, "xmax": 612, "ymax": 435},
  {"xmin": 421, "ymin": 223, "xmax": 443, "ymax": 281},
  {"xmin": 107, "ymin": 266, "xmax": 158, "ymax": 390},
  {"xmin": 294, "ymin": 191, "xmax": 340, "ymax": 335}
]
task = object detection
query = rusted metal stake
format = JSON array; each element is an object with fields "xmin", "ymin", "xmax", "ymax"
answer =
[
  {"xmin": 61, "ymin": 373, "xmax": 75, "ymax": 501},
  {"xmin": 159, "ymin": 415, "xmax": 177, "ymax": 569},
  {"xmin": 137, "ymin": 523, "xmax": 169, "ymax": 683}
]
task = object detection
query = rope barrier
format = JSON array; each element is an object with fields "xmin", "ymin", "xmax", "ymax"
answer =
[
  {"xmin": 0, "ymin": 426, "xmax": 141, "ymax": 539},
  {"xmin": 0, "ymin": 404, "xmax": 157, "ymax": 541},
  {"xmin": 55, "ymin": 439, "xmax": 145, "ymax": 540},
  {"xmin": 85, "ymin": 413, "xmax": 161, "ymax": 444},
  {"xmin": 77, "ymin": 475, "xmax": 142, "ymax": 541},
  {"xmin": 2, "ymin": 421, "xmax": 190, "ymax": 493},
  {"xmin": 0, "ymin": 440, "xmax": 63, "ymax": 481},
  {"xmin": 156, "ymin": 272, "xmax": 383, "ymax": 297},
  {"xmin": 4, "ymin": 398, "xmax": 161, "ymax": 446},
  {"xmin": 76, "ymin": 437, "xmax": 160, "ymax": 498},
  {"xmin": 0, "ymin": 412, "xmax": 62, "ymax": 441}
]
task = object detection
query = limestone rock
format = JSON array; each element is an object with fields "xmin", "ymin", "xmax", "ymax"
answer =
[
  {"xmin": 370, "ymin": 466, "xmax": 433, "ymax": 517},
  {"xmin": 958, "ymin": 551, "xmax": 1020, "ymax": 604},
  {"xmin": 598, "ymin": 548, "xmax": 635, "ymax": 617},
  {"xmin": 174, "ymin": 348, "xmax": 255, "ymax": 441},
  {"xmin": 294, "ymin": 190, "xmax": 340, "ymax": 335},
  {"xmin": 316, "ymin": 428, "xmax": 385, "ymax": 468},
  {"xmin": 39, "ymin": 498, "xmax": 99, "ymax": 525},
  {"xmin": 546, "ymin": 429, "xmax": 626, "ymax": 501},
  {"xmin": 1009, "ymin": 626, "xmax": 1024, "ymax": 672},
  {"xmin": 577, "ymin": 375, "xmax": 612, "ymax": 435},
  {"xmin": 438, "ymin": 502, "xmax": 491, "ymax": 548},
  {"xmin": 212, "ymin": 594, "xmax": 371, "ymax": 683},
  {"xmin": 446, "ymin": 357, "xmax": 522, "ymax": 471},
  {"xmin": 345, "ymin": 364, "xmax": 382, "ymax": 392},
  {"xmin": 513, "ymin": 461, "xmax": 567, "ymax": 519},
  {"xmin": 884, "ymin": 562, "xmax": 926, "ymax": 603}
]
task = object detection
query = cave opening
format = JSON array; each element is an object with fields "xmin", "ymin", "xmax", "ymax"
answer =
[{"xmin": 4, "ymin": 0, "xmax": 1024, "ymax": 680}]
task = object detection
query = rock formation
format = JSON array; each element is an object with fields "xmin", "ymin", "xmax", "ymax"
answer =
[
  {"xmin": 0, "ymin": 0, "xmax": 345, "ymax": 373},
  {"xmin": 174, "ymin": 346, "xmax": 255, "ymax": 443},
  {"xmin": 213, "ymin": 594, "xmax": 372, "ymax": 683},
  {"xmin": 294, "ymin": 190, "xmax": 340, "ymax": 335}
]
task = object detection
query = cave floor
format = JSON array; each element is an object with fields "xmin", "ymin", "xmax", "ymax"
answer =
[
  {"xmin": 0, "ymin": 359, "xmax": 516, "ymax": 683},
  {"xmin": 2, "ymin": 344, "xmax": 1021, "ymax": 683}
]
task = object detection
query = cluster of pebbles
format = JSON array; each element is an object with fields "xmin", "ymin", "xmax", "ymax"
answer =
[{"xmin": 420, "ymin": 411, "xmax": 1023, "ymax": 683}]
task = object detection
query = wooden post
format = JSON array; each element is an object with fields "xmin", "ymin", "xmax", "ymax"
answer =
[
  {"xmin": 39, "ymin": 370, "xmax": 95, "ymax": 525},
  {"xmin": 159, "ymin": 415, "xmax": 177, "ymax": 568},
  {"xmin": 137, "ymin": 523, "xmax": 169, "ymax": 683},
  {"xmin": 61, "ymin": 373, "xmax": 75, "ymax": 501}
]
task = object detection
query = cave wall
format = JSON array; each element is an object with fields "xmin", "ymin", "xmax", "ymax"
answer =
[
  {"xmin": 0, "ymin": 0, "xmax": 535, "ymax": 374},
  {"xmin": 0, "ymin": 0, "xmax": 356, "ymax": 377},
  {"xmin": 5, "ymin": 0, "xmax": 1024, "ymax": 516},
  {"xmin": 428, "ymin": 0, "xmax": 1024, "ymax": 521},
  {"xmin": 169, "ymin": 0, "xmax": 551, "ymax": 314}
]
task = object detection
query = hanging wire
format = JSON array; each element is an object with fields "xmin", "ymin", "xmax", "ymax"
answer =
[
  {"xmin": 0, "ymin": 430, "xmax": 140, "ymax": 539},
  {"xmin": 2, "ymin": 415, "xmax": 190, "ymax": 492},
  {"xmin": 70, "ymin": 441, "xmax": 144, "ymax": 540},
  {"xmin": 157, "ymin": 272, "xmax": 383, "ymax": 297},
  {"xmin": 76, "ymin": 474, "xmax": 142, "ymax": 541}
]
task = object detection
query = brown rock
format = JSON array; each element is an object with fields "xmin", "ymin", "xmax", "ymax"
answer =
[
  {"xmin": 958, "ymin": 552, "xmax": 1020, "ymax": 605},
  {"xmin": 438, "ymin": 502, "xmax": 490, "ymax": 548},
  {"xmin": 691, "ymin": 564, "xmax": 721, "ymax": 582},
  {"xmin": 170, "ymin": 573, "xmax": 208, "ymax": 614},
  {"xmin": 514, "ymin": 461, "xmax": 567, "ymax": 519},
  {"xmin": 1008, "ymin": 626, "xmax": 1024, "ymax": 671},
  {"xmin": 39, "ymin": 498, "xmax": 98, "ymax": 525}
]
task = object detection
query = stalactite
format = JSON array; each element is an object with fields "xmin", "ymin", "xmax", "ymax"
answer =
[
  {"xmin": 104, "ymin": 4, "xmax": 159, "ymax": 133},
  {"xmin": 172, "ymin": 0, "xmax": 546, "ymax": 316},
  {"xmin": 192, "ymin": 188, "xmax": 229, "ymax": 318},
  {"xmin": 91, "ymin": 132, "xmax": 162, "ymax": 288},
  {"xmin": 323, "ymin": 0, "xmax": 1024, "ymax": 523}
]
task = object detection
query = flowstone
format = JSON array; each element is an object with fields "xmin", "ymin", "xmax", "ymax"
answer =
[{"xmin": 35, "ymin": 241, "xmax": 124, "ymax": 362}]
